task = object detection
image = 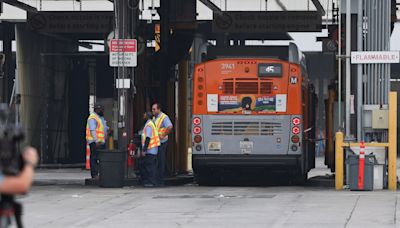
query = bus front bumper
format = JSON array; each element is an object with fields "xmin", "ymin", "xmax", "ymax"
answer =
[{"xmin": 193, "ymin": 154, "xmax": 302, "ymax": 169}]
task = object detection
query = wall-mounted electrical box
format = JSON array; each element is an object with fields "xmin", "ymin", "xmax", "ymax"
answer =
[{"xmin": 372, "ymin": 110, "xmax": 389, "ymax": 129}]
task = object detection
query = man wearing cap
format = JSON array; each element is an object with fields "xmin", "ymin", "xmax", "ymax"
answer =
[
  {"xmin": 86, "ymin": 104, "xmax": 108, "ymax": 179},
  {"xmin": 141, "ymin": 112, "xmax": 160, "ymax": 187}
]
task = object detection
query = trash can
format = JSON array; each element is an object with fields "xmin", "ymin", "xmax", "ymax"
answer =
[
  {"xmin": 350, "ymin": 147, "xmax": 387, "ymax": 190},
  {"xmin": 99, "ymin": 149, "xmax": 125, "ymax": 188},
  {"xmin": 347, "ymin": 154, "xmax": 375, "ymax": 191}
]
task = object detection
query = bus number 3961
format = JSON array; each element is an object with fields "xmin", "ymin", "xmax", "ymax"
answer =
[{"xmin": 221, "ymin": 63, "xmax": 235, "ymax": 70}]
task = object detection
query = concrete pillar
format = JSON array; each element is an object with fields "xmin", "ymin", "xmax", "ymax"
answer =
[
  {"xmin": 177, "ymin": 60, "xmax": 189, "ymax": 173},
  {"xmin": 15, "ymin": 25, "xmax": 77, "ymax": 164}
]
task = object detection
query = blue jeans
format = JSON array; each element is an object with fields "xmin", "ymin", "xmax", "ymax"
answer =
[
  {"xmin": 89, "ymin": 143, "xmax": 99, "ymax": 178},
  {"xmin": 89, "ymin": 143, "xmax": 105, "ymax": 178},
  {"xmin": 142, "ymin": 154, "xmax": 157, "ymax": 185}
]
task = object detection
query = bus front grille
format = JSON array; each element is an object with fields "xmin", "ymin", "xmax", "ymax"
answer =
[{"xmin": 211, "ymin": 121, "xmax": 282, "ymax": 136}]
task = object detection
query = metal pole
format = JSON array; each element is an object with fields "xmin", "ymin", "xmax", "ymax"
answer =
[
  {"xmin": 367, "ymin": 0, "xmax": 371, "ymax": 104},
  {"xmin": 160, "ymin": 0, "xmax": 170, "ymax": 108},
  {"xmin": 377, "ymin": 0, "xmax": 381, "ymax": 105},
  {"xmin": 363, "ymin": 0, "xmax": 367, "ymax": 105},
  {"xmin": 384, "ymin": 0, "xmax": 389, "ymax": 104},
  {"xmin": 115, "ymin": 0, "xmax": 128, "ymax": 150},
  {"xmin": 383, "ymin": 0, "xmax": 386, "ymax": 104},
  {"xmin": 357, "ymin": 0, "xmax": 363, "ymax": 140},
  {"xmin": 345, "ymin": 0, "xmax": 351, "ymax": 136},
  {"xmin": 338, "ymin": 0, "xmax": 342, "ymax": 129},
  {"xmin": 373, "ymin": 0, "xmax": 377, "ymax": 104}
]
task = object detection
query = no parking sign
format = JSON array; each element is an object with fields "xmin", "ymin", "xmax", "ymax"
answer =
[{"xmin": 109, "ymin": 39, "xmax": 137, "ymax": 67}]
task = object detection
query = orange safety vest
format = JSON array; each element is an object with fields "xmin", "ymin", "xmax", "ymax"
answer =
[
  {"xmin": 86, "ymin": 113, "xmax": 105, "ymax": 143},
  {"xmin": 142, "ymin": 120, "xmax": 161, "ymax": 150},
  {"xmin": 154, "ymin": 112, "xmax": 169, "ymax": 140}
]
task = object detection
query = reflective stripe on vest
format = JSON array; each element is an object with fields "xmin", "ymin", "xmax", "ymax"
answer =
[
  {"xmin": 154, "ymin": 113, "xmax": 168, "ymax": 140},
  {"xmin": 86, "ymin": 113, "xmax": 105, "ymax": 143},
  {"xmin": 142, "ymin": 121, "xmax": 161, "ymax": 150}
]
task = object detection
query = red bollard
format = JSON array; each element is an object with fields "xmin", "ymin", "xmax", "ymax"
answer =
[
  {"xmin": 357, "ymin": 141, "xmax": 365, "ymax": 190},
  {"xmin": 86, "ymin": 144, "xmax": 90, "ymax": 170}
]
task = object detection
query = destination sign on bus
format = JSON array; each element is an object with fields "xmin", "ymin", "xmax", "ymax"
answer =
[{"xmin": 258, "ymin": 63, "xmax": 282, "ymax": 77}]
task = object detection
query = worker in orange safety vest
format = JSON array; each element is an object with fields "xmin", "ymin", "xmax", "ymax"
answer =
[
  {"xmin": 140, "ymin": 112, "xmax": 160, "ymax": 187},
  {"xmin": 86, "ymin": 104, "xmax": 108, "ymax": 179},
  {"xmin": 152, "ymin": 103, "xmax": 173, "ymax": 187}
]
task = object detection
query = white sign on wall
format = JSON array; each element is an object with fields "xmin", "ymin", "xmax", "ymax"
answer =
[
  {"xmin": 109, "ymin": 39, "xmax": 137, "ymax": 67},
  {"xmin": 351, "ymin": 51, "xmax": 400, "ymax": 64}
]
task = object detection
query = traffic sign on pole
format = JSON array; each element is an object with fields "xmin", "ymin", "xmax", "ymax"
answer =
[{"xmin": 109, "ymin": 39, "xmax": 137, "ymax": 67}]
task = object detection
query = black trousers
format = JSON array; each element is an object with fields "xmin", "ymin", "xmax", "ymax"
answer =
[
  {"xmin": 156, "ymin": 142, "xmax": 168, "ymax": 185},
  {"xmin": 142, "ymin": 154, "xmax": 157, "ymax": 185},
  {"xmin": 89, "ymin": 142, "xmax": 99, "ymax": 178}
]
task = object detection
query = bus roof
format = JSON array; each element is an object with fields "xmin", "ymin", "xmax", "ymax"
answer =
[{"xmin": 205, "ymin": 43, "xmax": 302, "ymax": 65}]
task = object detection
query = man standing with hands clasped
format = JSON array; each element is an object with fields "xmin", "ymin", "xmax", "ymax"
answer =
[
  {"xmin": 86, "ymin": 104, "xmax": 108, "ymax": 180},
  {"xmin": 152, "ymin": 103, "xmax": 173, "ymax": 187}
]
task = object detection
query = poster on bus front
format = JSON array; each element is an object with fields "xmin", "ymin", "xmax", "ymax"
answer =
[{"xmin": 218, "ymin": 95, "xmax": 276, "ymax": 113}]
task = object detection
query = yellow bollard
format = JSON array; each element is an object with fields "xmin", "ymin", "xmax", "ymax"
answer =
[
  {"xmin": 108, "ymin": 136, "xmax": 114, "ymax": 150},
  {"xmin": 335, "ymin": 132, "xmax": 344, "ymax": 190},
  {"xmin": 388, "ymin": 92, "xmax": 397, "ymax": 191}
]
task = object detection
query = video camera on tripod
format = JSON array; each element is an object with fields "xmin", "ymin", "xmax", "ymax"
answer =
[{"xmin": 0, "ymin": 103, "xmax": 25, "ymax": 228}]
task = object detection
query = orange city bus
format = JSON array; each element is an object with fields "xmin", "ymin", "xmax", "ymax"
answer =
[{"xmin": 191, "ymin": 43, "xmax": 316, "ymax": 184}]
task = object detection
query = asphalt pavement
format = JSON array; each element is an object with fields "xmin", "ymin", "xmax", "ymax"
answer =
[{"xmin": 16, "ymin": 157, "xmax": 400, "ymax": 228}]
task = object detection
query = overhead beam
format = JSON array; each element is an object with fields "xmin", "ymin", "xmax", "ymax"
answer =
[
  {"xmin": 311, "ymin": 0, "xmax": 326, "ymax": 16},
  {"xmin": 199, "ymin": 0, "xmax": 223, "ymax": 16},
  {"xmin": 1, "ymin": 0, "xmax": 37, "ymax": 13},
  {"xmin": 275, "ymin": 0, "xmax": 287, "ymax": 11}
]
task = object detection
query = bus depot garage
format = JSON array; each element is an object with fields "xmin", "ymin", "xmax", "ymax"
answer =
[{"xmin": 3, "ymin": 0, "xmax": 399, "ymax": 190}]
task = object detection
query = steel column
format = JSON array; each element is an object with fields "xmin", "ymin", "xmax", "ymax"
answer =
[
  {"xmin": 345, "ymin": 0, "xmax": 351, "ymax": 136},
  {"xmin": 357, "ymin": 0, "xmax": 363, "ymax": 140}
]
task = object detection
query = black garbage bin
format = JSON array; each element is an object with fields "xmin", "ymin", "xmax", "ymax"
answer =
[
  {"xmin": 347, "ymin": 154, "xmax": 375, "ymax": 191},
  {"xmin": 98, "ymin": 149, "xmax": 125, "ymax": 188}
]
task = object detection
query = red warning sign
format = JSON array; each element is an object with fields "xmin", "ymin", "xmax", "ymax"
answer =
[{"xmin": 109, "ymin": 39, "xmax": 137, "ymax": 67}]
